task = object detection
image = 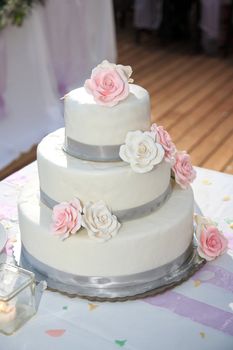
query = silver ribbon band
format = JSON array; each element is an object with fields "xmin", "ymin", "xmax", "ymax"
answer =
[
  {"xmin": 64, "ymin": 137, "xmax": 122, "ymax": 161},
  {"xmin": 20, "ymin": 242, "xmax": 196, "ymax": 299},
  {"xmin": 40, "ymin": 184, "xmax": 172, "ymax": 222}
]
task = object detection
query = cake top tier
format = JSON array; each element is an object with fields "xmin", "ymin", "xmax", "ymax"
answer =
[{"xmin": 64, "ymin": 61, "xmax": 151, "ymax": 161}]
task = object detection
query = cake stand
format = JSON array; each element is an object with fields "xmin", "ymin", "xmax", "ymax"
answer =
[{"xmin": 18, "ymin": 239, "xmax": 206, "ymax": 302}]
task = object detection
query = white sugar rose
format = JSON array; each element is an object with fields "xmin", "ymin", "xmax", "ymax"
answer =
[
  {"xmin": 119, "ymin": 130, "xmax": 165, "ymax": 173},
  {"xmin": 82, "ymin": 200, "xmax": 121, "ymax": 242}
]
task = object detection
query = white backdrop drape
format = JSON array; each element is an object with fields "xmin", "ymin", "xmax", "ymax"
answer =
[{"xmin": 0, "ymin": 0, "xmax": 116, "ymax": 169}]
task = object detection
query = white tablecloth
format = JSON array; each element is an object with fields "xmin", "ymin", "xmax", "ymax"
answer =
[
  {"xmin": 0, "ymin": 164, "xmax": 233, "ymax": 349},
  {"xmin": 0, "ymin": 0, "xmax": 116, "ymax": 169}
]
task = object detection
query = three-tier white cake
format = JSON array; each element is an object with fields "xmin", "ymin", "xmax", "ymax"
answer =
[{"xmin": 18, "ymin": 61, "xmax": 197, "ymax": 298}]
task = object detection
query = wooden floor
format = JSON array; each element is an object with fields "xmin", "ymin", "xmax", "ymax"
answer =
[{"xmin": 0, "ymin": 30, "xmax": 233, "ymax": 180}]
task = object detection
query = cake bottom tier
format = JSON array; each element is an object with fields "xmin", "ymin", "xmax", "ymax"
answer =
[{"xmin": 18, "ymin": 182, "xmax": 194, "ymax": 282}]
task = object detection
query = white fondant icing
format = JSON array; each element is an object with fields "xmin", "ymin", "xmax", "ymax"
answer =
[
  {"xmin": 37, "ymin": 129, "xmax": 171, "ymax": 211},
  {"xmin": 18, "ymin": 180, "xmax": 194, "ymax": 276},
  {"xmin": 64, "ymin": 84, "xmax": 151, "ymax": 146}
]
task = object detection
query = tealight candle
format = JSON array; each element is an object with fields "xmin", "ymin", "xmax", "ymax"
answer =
[
  {"xmin": 0, "ymin": 263, "xmax": 46, "ymax": 335},
  {"xmin": 0, "ymin": 301, "xmax": 16, "ymax": 324}
]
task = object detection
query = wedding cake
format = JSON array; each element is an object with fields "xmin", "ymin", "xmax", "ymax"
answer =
[{"xmin": 18, "ymin": 61, "xmax": 227, "ymax": 299}]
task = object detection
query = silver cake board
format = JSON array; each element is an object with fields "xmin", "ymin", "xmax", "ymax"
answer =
[{"xmin": 19, "ymin": 241, "xmax": 206, "ymax": 302}]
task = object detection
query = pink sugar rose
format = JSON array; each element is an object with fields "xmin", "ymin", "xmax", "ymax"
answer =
[
  {"xmin": 84, "ymin": 60, "xmax": 133, "ymax": 107},
  {"xmin": 150, "ymin": 123, "xmax": 176, "ymax": 163},
  {"xmin": 52, "ymin": 198, "xmax": 82, "ymax": 240},
  {"xmin": 197, "ymin": 225, "xmax": 228, "ymax": 261},
  {"xmin": 172, "ymin": 151, "xmax": 196, "ymax": 189}
]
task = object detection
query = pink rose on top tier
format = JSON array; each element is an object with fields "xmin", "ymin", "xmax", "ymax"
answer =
[
  {"xmin": 150, "ymin": 123, "xmax": 176, "ymax": 163},
  {"xmin": 195, "ymin": 215, "xmax": 228, "ymax": 261},
  {"xmin": 84, "ymin": 60, "xmax": 133, "ymax": 107},
  {"xmin": 52, "ymin": 198, "xmax": 82, "ymax": 240},
  {"xmin": 172, "ymin": 151, "xmax": 196, "ymax": 189}
]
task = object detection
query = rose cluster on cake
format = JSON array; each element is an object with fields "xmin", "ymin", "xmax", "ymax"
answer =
[
  {"xmin": 119, "ymin": 122, "xmax": 196, "ymax": 190},
  {"xmin": 52, "ymin": 198, "xmax": 120, "ymax": 242}
]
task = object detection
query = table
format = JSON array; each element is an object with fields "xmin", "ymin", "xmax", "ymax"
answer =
[
  {"xmin": 0, "ymin": 0, "xmax": 116, "ymax": 169},
  {"xmin": 0, "ymin": 163, "xmax": 233, "ymax": 349}
]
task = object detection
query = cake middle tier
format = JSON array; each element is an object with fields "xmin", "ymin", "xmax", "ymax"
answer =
[{"xmin": 37, "ymin": 129, "xmax": 171, "ymax": 211}]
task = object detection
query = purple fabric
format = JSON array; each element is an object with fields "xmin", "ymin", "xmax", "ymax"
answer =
[
  {"xmin": 200, "ymin": 0, "xmax": 221, "ymax": 39},
  {"xmin": 0, "ymin": 31, "xmax": 6, "ymax": 119},
  {"xmin": 134, "ymin": 0, "xmax": 163, "ymax": 30},
  {"xmin": 193, "ymin": 264, "xmax": 233, "ymax": 293},
  {"xmin": 145, "ymin": 291, "xmax": 233, "ymax": 336},
  {"xmin": 43, "ymin": 0, "xmax": 89, "ymax": 97}
]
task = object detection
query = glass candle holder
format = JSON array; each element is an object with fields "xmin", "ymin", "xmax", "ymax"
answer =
[{"xmin": 0, "ymin": 263, "xmax": 46, "ymax": 335}]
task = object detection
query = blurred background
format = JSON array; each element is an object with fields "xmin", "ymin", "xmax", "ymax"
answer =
[{"xmin": 0, "ymin": 0, "xmax": 233, "ymax": 180}]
